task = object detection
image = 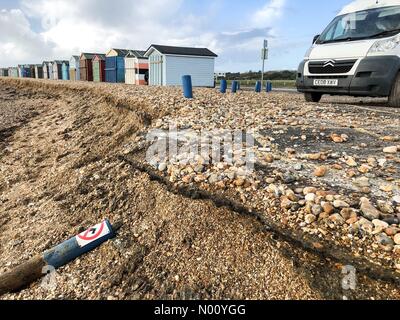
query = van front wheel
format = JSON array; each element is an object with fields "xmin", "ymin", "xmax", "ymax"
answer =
[
  {"xmin": 305, "ymin": 92, "xmax": 322, "ymax": 103},
  {"xmin": 388, "ymin": 72, "xmax": 400, "ymax": 108}
]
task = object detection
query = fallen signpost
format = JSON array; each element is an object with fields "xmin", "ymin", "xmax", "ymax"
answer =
[{"xmin": 0, "ymin": 219, "xmax": 122, "ymax": 295}]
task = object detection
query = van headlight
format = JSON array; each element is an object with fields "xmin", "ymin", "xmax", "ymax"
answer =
[{"xmin": 369, "ymin": 34, "xmax": 400, "ymax": 54}]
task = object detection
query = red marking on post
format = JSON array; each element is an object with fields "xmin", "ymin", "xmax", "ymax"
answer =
[{"xmin": 77, "ymin": 221, "xmax": 105, "ymax": 241}]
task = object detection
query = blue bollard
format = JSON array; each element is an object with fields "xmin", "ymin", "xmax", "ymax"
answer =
[
  {"xmin": 220, "ymin": 79, "xmax": 227, "ymax": 93},
  {"xmin": 231, "ymin": 80, "xmax": 238, "ymax": 93},
  {"xmin": 182, "ymin": 75, "xmax": 193, "ymax": 99},
  {"xmin": 0, "ymin": 219, "xmax": 120, "ymax": 295},
  {"xmin": 267, "ymin": 81, "xmax": 273, "ymax": 92},
  {"xmin": 43, "ymin": 219, "xmax": 116, "ymax": 268},
  {"xmin": 255, "ymin": 81, "xmax": 261, "ymax": 93}
]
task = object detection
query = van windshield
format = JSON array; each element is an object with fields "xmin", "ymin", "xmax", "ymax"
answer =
[{"xmin": 317, "ymin": 6, "xmax": 400, "ymax": 44}]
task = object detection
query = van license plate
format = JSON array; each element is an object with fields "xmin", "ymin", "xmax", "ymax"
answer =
[{"xmin": 313, "ymin": 79, "xmax": 338, "ymax": 86}]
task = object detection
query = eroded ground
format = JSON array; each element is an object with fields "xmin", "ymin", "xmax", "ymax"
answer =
[{"xmin": 0, "ymin": 78, "xmax": 399, "ymax": 300}]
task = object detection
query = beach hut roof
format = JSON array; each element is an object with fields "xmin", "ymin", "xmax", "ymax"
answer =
[
  {"xmin": 106, "ymin": 48, "xmax": 136, "ymax": 57},
  {"xmin": 93, "ymin": 54, "xmax": 106, "ymax": 61},
  {"xmin": 145, "ymin": 44, "xmax": 218, "ymax": 58},
  {"xmin": 80, "ymin": 53, "xmax": 103, "ymax": 60},
  {"xmin": 125, "ymin": 50, "xmax": 147, "ymax": 58}
]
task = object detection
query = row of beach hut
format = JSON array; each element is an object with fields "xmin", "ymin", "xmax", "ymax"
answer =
[{"xmin": 1, "ymin": 44, "xmax": 218, "ymax": 87}]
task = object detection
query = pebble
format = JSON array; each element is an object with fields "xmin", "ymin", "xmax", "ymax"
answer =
[
  {"xmin": 360, "ymin": 198, "xmax": 381, "ymax": 221},
  {"xmin": 377, "ymin": 201, "xmax": 394, "ymax": 214},
  {"xmin": 372, "ymin": 219, "xmax": 389, "ymax": 229},
  {"xmin": 208, "ymin": 174, "xmax": 219, "ymax": 184},
  {"xmin": 375, "ymin": 233, "xmax": 394, "ymax": 246},
  {"xmin": 333, "ymin": 200, "xmax": 349, "ymax": 209},
  {"xmin": 393, "ymin": 196, "xmax": 400, "ymax": 204},
  {"xmin": 394, "ymin": 234, "xmax": 400, "ymax": 245},
  {"xmin": 312, "ymin": 205, "xmax": 323, "ymax": 216},
  {"xmin": 346, "ymin": 157, "xmax": 357, "ymax": 167},
  {"xmin": 314, "ymin": 166, "xmax": 327, "ymax": 177},
  {"xmin": 322, "ymin": 203, "xmax": 335, "ymax": 215},
  {"xmin": 340, "ymin": 208, "xmax": 355, "ymax": 220},
  {"xmin": 354, "ymin": 177, "xmax": 370, "ymax": 188},
  {"xmin": 380, "ymin": 184, "xmax": 394, "ymax": 193},
  {"xmin": 329, "ymin": 214, "xmax": 345, "ymax": 223},
  {"xmin": 194, "ymin": 165, "xmax": 205, "ymax": 173},
  {"xmin": 158, "ymin": 162, "xmax": 167, "ymax": 172},
  {"xmin": 303, "ymin": 187, "xmax": 317, "ymax": 195},
  {"xmin": 305, "ymin": 214, "xmax": 317, "ymax": 224},
  {"xmin": 234, "ymin": 178, "xmax": 245, "ymax": 187},
  {"xmin": 385, "ymin": 227, "xmax": 399, "ymax": 236},
  {"xmin": 294, "ymin": 164, "xmax": 303, "ymax": 171},
  {"xmin": 305, "ymin": 193, "xmax": 316, "ymax": 202},
  {"xmin": 383, "ymin": 146, "xmax": 398, "ymax": 154}
]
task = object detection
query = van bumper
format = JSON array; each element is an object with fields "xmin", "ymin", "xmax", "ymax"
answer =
[{"xmin": 296, "ymin": 56, "xmax": 400, "ymax": 97}]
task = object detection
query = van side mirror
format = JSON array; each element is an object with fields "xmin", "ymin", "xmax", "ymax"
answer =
[{"xmin": 313, "ymin": 35, "xmax": 320, "ymax": 44}]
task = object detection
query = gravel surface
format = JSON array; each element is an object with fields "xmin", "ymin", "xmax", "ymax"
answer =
[{"xmin": 0, "ymin": 78, "xmax": 399, "ymax": 300}]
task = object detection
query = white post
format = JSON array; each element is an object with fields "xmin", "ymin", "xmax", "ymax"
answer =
[{"xmin": 261, "ymin": 40, "xmax": 268, "ymax": 89}]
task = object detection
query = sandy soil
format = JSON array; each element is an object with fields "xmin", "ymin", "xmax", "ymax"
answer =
[{"xmin": 0, "ymin": 78, "xmax": 399, "ymax": 300}]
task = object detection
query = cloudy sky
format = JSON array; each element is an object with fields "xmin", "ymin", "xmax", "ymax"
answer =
[{"xmin": 0, "ymin": 0, "xmax": 352, "ymax": 72}]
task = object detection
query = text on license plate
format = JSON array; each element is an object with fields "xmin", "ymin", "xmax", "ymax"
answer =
[{"xmin": 313, "ymin": 79, "xmax": 338, "ymax": 86}]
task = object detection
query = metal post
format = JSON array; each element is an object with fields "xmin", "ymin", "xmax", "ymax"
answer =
[
  {"xmin": 261, "ymin": 40, "xmax": 268, "ymax": 90},
  {"xmin": 261, "ymin": 58, "xmax": 265, "ymax": 90}
]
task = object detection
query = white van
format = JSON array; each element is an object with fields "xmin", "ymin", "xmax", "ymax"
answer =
[{"xmin": 296, "ymin": 0, "xmax": 400, "ymax": 107}]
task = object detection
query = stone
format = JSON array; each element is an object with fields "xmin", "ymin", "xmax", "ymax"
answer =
[
  {"xmin": 331, "ymin": 134, "xmax": 345, "ymax": 143},
  {"xmin": 208, "ymin": 174, "xmax": 219, "ymax": 184},
  {"xmin": 384, "ymin": 227, "xmax": 400, "ymax": 236},
  {"xmin": 194, "ymin": 165, "xmax": 205, "ymax": 173},
  {"xmin": 377, "ymin": 201, "xmax": 394, "ymax": 214},
  {"xmin": 234, "ymin": 178, "xmax": 245, "ymax": 187},
  {"xmin": 182, "ymin": 175, "xmax": 192, "ymax": 184},
  {"xmin": 357, "ymin": 218, "xmax": 374, "ymax": 234},
  {"xmin": 281, "ymin": 197, "xmax": 293, "ymax": 210},
  {"xmin": 360, "ymin": 198, "xmax": 381, "ymax": 221},
  {"xmin": 322, "ymin": 202, "xmax": 334, "ymax": 215},
  {"xmin": 265, "ymin": 154, "xmax": 274, "ymax": 163},
  {"xmin": 305, "ymin": 193, "xmax": 316, "ymax": 202},
  {"xmin": 294, "ymin": 164, "xmax": 303, "ymax": 171},
  {"xmin": 319, "ymin": 212, "xmax": 330, "ymax": 220},
  {"xmin": 394, "ymin": 234, "xmax": 400, "ymax": 245},
  {"xmin": 358, "ymin": 165, "xmax": 370, "ymax": 174},
  {"xmin": 346, "ymin": 216, "xmax": 358, "ymax": 225},
  {"xmin": 354, "ymin": 177, "xmax": 370, "ymax": 188},
  {"xmin": 307, "ymin": 153, "xmax": 321, "ymax": 161},
  {"xmin": 314, "ymin": 166, "xmax": 327, "ymax": 177},
  {"xmin": 312, "ymin": 205, "xmax": 323, "ymax": 216},
  {"xmin": 382, "ymin": 136, "xmax": 396, "ymax": 142},
  {"xmin": 158, "ymin": 162, "xmax": 167, "ymax": 172},
  {"xmin": 372, "ymin": 219, "xmax": 389, "ymax": 229},
  {"xmin": 332, "ymin": 164, "xmax": 343, "ymax": 170},
  {"xmin": 286, "ymin": 190, "xmax": 298, "ymax": 202},
  {"xmin": 383, "ymin": 146, "xmax": 398, "ymax": 154},
  {"xmin": 305, "ymin": 214, "xmax": 317, "ymax": 224},
  {"xmin": 340, "ymin": 208, "xmax": 355, "ymax": 220},
  {"xmin": 303, "ymin": 187, "xmax": 317, "ymax": 195},
  {"xmin": 393, "ymin": 195, "xmax": 400, "ymax": 204},
  {"xmin": 329, "ymin": 213, "xmax": 345, "ymax": 223},
  {"xmin": 380, "ymin": 184, "xmax": 394, "ymax": 193},
  {"xmin": 346, "ymin": 157, "xmax": 357, "ymax": 167},
  {"xmin": 375, "ymin": 233, "xmax": 394, "ymax": 246},
  {"xmin": 333, "ymin": 200, "xmax": 350, "ymax": 209}
]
